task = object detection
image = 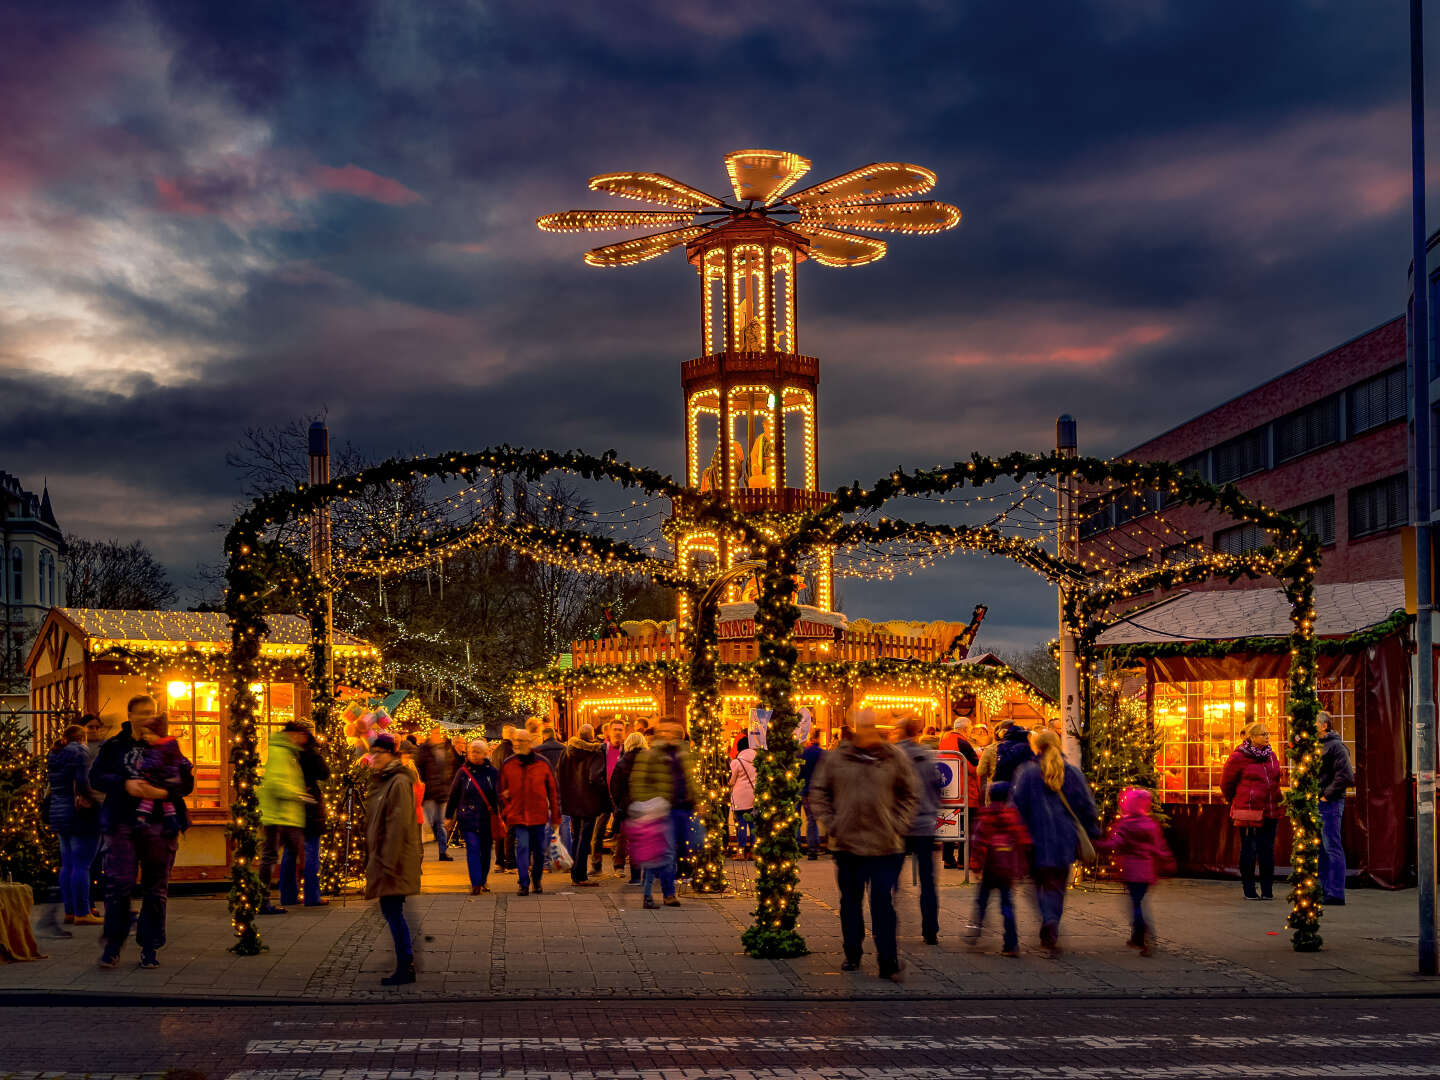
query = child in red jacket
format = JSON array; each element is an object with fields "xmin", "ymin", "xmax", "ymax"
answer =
[
  {"xmin": 1098, "ymin": 787, "xmax": 1175, "ymax": 955},
  {"xmin": 965, "ymin": 781, "xmax": 1031, "ymax": 956}
]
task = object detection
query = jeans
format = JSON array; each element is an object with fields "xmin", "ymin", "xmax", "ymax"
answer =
[
  {"xmin": 1032, "ymin": 864, "xmax": 1071, "ymax": 946},
  {"xmin": 462, "ymin": 829, "xmax": 493, "ymax": 889},
  {"xmin": 905, "ymin": 835, "xmax": 940, "ymax": 940},
  {"xmin": 571, "ymin": 815, "xmax": 597, "ymax": 882},
  {"xmin": 102, "ymin": 822, "xmax": 177, "ymax": 955},
  {"xmin": 642, "ymin": 814, "xmax": 678, "ymax": 900},
  {"xmin": 560, "ymin": 815, "xmax": 573, "ymax": 853},
  {"xmin": 591, "ymin": 811, "xmax": 612, "ymax": 870},
  {"xmin": 378, "ymin": 894, "xmax": 412, "ymax": 968},
  {"xmin": 280, "ymin": 832, "xmax": 322, "ymax": 907},
  {"xmin": 56, "ymin": 829, "xmax": 100, "ymax": 916},
  {"xmin": 834, "ymin": 851, "xmax": 905, "ymax": 974},
  {"xmin": 1125, "ymin": 881, "xmax": 1153, "ymax": 943},
  {"xmin": 1319, "ymin": 798, "xmax": 1346, "ymax": 899},
  {"xmin": 513, "ymin": 824, "xmax": 546, "ymax": 888},
  {"xmin": 802, "ymin": 797, "xmax": 820, "ymax": 854},
  {"xmin": 422, "ymin": 799, "xmax": 448, "ymax": 857},
  {"xmin": 259, "ymin": 824, "xmax": 304, "ymax": 907},
  {"xmin": 1239, "ymin": 817, "xmax": 1279, "ymax": 898},
  {"xmin": 974, "ymin": 873, "xmax": 1018, "ymax": 952},
  {"xmin": 734, "ymin": 808, "xmax": 753, "ymax": 850}
]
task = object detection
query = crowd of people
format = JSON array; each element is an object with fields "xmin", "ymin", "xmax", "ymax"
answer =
[{"xmin": 39, "ymin": 696, "xmax": 1355, "ymax": 985}]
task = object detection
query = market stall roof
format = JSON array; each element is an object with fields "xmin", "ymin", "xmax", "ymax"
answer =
[
  {"xmin": 1094, "ymin": 579, "xmax": 1405, "ymax": 647},
  {"xmin": 28, "ymin": 607, "xmax": 377, "ymax": 665}
]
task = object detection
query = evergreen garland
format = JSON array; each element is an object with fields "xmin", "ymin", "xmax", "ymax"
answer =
[{"xmin": 0, "ymin": 710, "xmax": 57, "ymax": 890}]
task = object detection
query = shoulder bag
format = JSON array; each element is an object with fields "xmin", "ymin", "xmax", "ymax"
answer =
[
  {"xmin": 461, "ymin": 766, "xmax": 503, "ymax": 837},
  {"xmin": 1056, "ymin": 785, "xmax": 1098, "ymax": 867}
]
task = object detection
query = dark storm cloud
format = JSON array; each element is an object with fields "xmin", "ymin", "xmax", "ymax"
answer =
[{"xmin": 0, "ymin": 0, "xmax": 1427, "ymax": 645}]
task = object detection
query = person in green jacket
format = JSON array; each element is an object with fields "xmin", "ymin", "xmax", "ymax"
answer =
[{"xmin": 258, "ymin": 720, "xmax": 312, "ymax": 915}]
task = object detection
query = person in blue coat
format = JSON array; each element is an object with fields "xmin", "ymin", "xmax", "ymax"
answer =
[
  {"xmin": 993, "ymin": 723, "xmax": 1036, "ymax": 784},
  {"xmin": 46, "ymin": 723, "xmax": 102, "ymax": 927},
  {"xmin": 1011, "ymin": 728, "xmax": 1099, "ymax": 956},
  {"xmin": 445, "ymin": 739, "xmax": 501, "ymax": 894}
]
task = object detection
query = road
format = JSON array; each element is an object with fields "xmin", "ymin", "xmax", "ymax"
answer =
[{"xmin": 3, "ymin": 996, "xmax": 1440, "ymax": 1079}]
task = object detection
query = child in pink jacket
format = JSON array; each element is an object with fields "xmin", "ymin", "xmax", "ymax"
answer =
[{"xmin": 1098, "ymin": 787, "xmax": 1175, "ymax": 955}]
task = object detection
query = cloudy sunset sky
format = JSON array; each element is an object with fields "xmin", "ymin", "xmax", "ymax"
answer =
[{"xmin": 1, "ymin": 1, "xmax": 1427, "ymax": 650}]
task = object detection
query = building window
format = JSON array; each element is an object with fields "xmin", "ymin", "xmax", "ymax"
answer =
[
  {"xmin": 1274, "ymin": 396, "xmax": 1339, "ymax": 463},
  {"xmin": 1163, "ymin": 538, "xmax": 1206, "ymax": 565},
  {"xmin": 1214, "ymin": 522, "xmax": 1266, "ymax": 556},
  {"xmin": 47, "ymin": 553, "xmax": 56, "ymax": 606},
  {"xmin": 1160, "ymin": 454, "xmax": 1209, "ymax": 508},
  {"xmin": 1078, "ymin": 498, "xmax": 1111, "ymax": 540},
  {"xmin": 1348, "ymin": 366, "xmax": 1406, "ymax": 436},
  {"xmin": 1211, "ymin": 429, "xmax": 1268, "ymax": 484},
  {"xmin": 1285, "ymin": 496, "xmax": 1336, "ymax": 547},
  {"xmin": 1349, "ymin": 474, "xmax": 1409, "ymax": 539},
  {"xmin": 165, "ymin": 680, "xmax": 224, "ymax": 809},
  {"xmin": 9, "ymin": 548, "xmax": 21, "ymax": 604}
]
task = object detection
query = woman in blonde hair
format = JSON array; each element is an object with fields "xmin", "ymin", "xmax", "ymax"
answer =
[
  {"xmin": 1219, "ymin": 721, "xmax": 1283, "ymax": 900},
  {"xmin": 1011, "ymin": 728, "xmax": 1099, "ymax": 955}
]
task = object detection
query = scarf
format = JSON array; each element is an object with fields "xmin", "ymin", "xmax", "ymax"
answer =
[{"xmin": 1240, "ymin": 741, "xmax": 1272, "ymax": 761}]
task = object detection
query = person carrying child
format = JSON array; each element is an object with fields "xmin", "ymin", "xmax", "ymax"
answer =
[
  {"xmin": 965, "ymin": 780, "xmax": 1030, "ymax": 957},
  {"xmin": 1097, "ymin": 786, "xmax": 1175, "ymax": 956}
]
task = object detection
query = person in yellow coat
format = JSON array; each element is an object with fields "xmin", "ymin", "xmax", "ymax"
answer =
[{"xmin": 365, "ymin": 734, "xmax": 421, "ymax": 986}]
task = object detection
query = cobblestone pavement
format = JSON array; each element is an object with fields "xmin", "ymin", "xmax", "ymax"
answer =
[
  {"xmin": 0, "ymin": 845, "xmax": 1434, "ymax": 1002},
  {"xmin": 3, "ymin": 997, "xmax": 1440, "ymax": 1078}
]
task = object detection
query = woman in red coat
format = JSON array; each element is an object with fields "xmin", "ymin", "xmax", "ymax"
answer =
[{"xmin": 1219, "ymin": 722, "xmax": 1284, "ymax": 901}]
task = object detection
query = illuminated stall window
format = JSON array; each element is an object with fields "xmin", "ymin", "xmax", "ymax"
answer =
[
  {"xmin": 166, "ymin": 680, "xmax": 224, "ymax": 809},
  {"xmin": 250, "ymin": 681, "xmax": 298, "ymax": 771}
]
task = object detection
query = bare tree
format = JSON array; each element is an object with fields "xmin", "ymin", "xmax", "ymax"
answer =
[{"xmin": 64, "ymin": 536, "xmax": 177, "ymax": 609}]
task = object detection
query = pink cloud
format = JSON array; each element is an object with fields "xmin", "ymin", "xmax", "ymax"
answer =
[
  {"xmin": 940, "ymin": 319, "xmax": 1176, "ymax": 369},
  {"xmin": 153, "ymin": 177, "xmax": 211, "ymax": 215},
  {"xmin": 310, "ymin": 164, "xmax": 422, "ymax": 206}
]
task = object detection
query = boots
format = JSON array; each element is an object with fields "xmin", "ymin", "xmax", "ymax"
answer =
[{"xmin": 381, "ymin": 959, "xmax": 416, "ymax": 986}]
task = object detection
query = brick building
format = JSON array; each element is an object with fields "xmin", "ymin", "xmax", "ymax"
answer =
[{"xmin": 1079, "ymin": 315, "xmax": 1407, "ymax": 588}]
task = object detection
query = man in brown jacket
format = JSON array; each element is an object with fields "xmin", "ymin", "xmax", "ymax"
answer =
[
  {"xmin": 809, "ymin": 710, "xmax": 919, "ymax": 981},
  {"xmin": 365, "ymin": 734, "xmax": 421, "ymax": 986}
]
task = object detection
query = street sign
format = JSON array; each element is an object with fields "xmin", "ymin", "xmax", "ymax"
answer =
[{"xmin": 935, "ymin": 750, "xmax": 969, "ymax": 841}]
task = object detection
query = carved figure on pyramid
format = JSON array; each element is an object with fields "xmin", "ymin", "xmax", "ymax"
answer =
[
  {"xmin": 699, "ymin": 437, "xmax": 746, "ymax": 492},
  {"xmin": 748, "ymin": 416, "xmax": 773, "ymax": 489}
]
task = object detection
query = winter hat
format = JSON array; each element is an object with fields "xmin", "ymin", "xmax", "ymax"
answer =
[
  {"xmin": 371, "ymin": 733, "xmax": 398, "ymax": 755},
  {"xmin": 1118, "ymin": 787, "xmax": 1152, "ymax": 817}
]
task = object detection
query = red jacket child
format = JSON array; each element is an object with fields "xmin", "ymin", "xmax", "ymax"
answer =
[
  {"xmin": 1099, "ymin": 787, "xmax": 1175, "ymax": 884},
  {"xmin": 968, "ymin": 783, "xmax": 1031, "ymax": 883}
]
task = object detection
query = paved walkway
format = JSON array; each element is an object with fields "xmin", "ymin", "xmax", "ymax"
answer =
[{"xmin": 0, "ymin": 844, "xmax": 1434, "ymax": 1001}]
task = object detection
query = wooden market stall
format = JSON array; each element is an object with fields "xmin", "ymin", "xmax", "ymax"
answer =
[{"xmin": 25, "ymin": 608, "xmax": 378, "ymax": 880}]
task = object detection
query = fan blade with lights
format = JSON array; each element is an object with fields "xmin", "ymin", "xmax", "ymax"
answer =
[
  {"xmin": 537, "ymin": 209, "xmax": 698, "ymax": 232},
  {"xmin": 788, "ymin": 223, "xmax": 888, "ymax": 267},
  {"xmin": 724, "ymin": 149, "xmax": 812, "ymax": 205},
  {"xmin": 584, "ymin": 225, "xmax": 711, "ymax": 267},
  {"xmin": 784, "ymin": 162, "xmax": 937, "ymax": 208},
  {"xmin": 798, "ymin": 200, "xmax": 961, "ymax": 235},
  {"xmin": 588, "ymin": 171, "xmax": 726, "ymax": 210}
]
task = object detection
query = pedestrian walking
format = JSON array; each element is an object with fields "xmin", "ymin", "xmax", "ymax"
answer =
[
  {"xmin": 966, "ymin": 781, "xmax": 1029, "ymax": 956},
  {"xmin": 445, "ymin": 738, "xmax": 500, "ymax": 894},
  {"xmin": 729, "ymin": 737, "xmax": 757, "ymax": 857},
  {"xmin": 1316, "ymin": 711, "xmax": 1354, "ymax": 906},
  {"xmin": 557, "ymin": 723, "xmax": 609, "ymax": 885},
  {"xmin": 257, "ymin": 720, "xmax": 312, "ymax": 915},
  {"xmin": 799, "ymin": 729, "xmax": 825, "ymax": 860},
  {"xmin": 589, "ymin": 719, "xmax": 626, "ymax": 875},
  {"xmin": 1011, "ymin": 728, "xmax": 1099, "ymax": 956},
  {"xmin": 491, "ymin": 725, "xmax": 517, "ymax": 871},
  {"xmin": 897, "ymin": 715, "xmax": 944, "ymax": 945},
  {"xmin": 280, "ymin": 724, "xmax": 329, "ymax": 908},
  {"xmin": 1098, "ymin": 787, "xmax": 1174, "ymax": 955},
  {"xmin": 809, "ymin": 710, "xmax": 919, "ymax": 981},
  {"xmin": 46, "ymin": 724, "xmax": 102, "ymax": 927},
  {"xmin": 364, "ymin": 733, "xmax": 421, "ymax": 986},
  {"xmin": 939, "ymin": 718, "xmax": 979, "ymax": 868},
  {"xmin": 89, "ymin": 696, "xmax": 194, "ymax": 970},
  {"xmin": 416, "ymin": 728, "xmax": 459, "ymax": 862},
  {"xmin": 1220, "ymin": 722, "xmax": 1283, "ymax": 901},
  {"xmin": 992, "ymin": 721, "xmax": 1035, "ymax": 784},
  {"xmin": 630, "ymin": 717, "xmax": 698, "ymax": 908},
  {"xmin": 609, "ymin": 731, "xmax": 647, "ymax": 885},
  {"xmin": 498, "ymin": 729, "xmax": 561, "ymax": 896}
]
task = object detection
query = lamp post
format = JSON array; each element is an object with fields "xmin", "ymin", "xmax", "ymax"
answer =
[{"xmin": 1056, "ymin": 415, "xmax": 1081, "ymax": 766}]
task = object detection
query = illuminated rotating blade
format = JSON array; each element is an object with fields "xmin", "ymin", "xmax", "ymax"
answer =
[
  {"xmin": 537, "ymin": 209, "xmax": 697, "ymax": 232},
  {"xmin": 798, "ymin": 200, "xmax": 960, "ymax": 235},
  {"xmin": 584, "ymin": 225, "xmax": 710, "ymax": 267},
  {"xmin": 789, "ymin": 224, "xmax": 887, "ymax": 267},
  {"xmin": 724, "ymin": 148, "xmax": 812, "ymax": 204},
  {"xmin": 588, "ymin": 171, "xmax": 725, "ymax": 210},
  {"xmin": 785, "ymin": 162, "xmax": 937, "ymax": 207}
]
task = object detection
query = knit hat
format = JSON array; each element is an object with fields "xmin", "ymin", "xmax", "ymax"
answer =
[
  {"xmin": 1118, "ymin": 787, "xmax": 1152, "ymax": 817},
  {"xmin": 371, "ymin": 733, "xmax": 398, "ymax": 754}
]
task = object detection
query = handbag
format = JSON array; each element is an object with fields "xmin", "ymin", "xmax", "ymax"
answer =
[
  {"xmin": 548, "ymin": 834, "xmax": 575, "ymax": 872},
  {"xmin": 1230, "ymin": 805, "xmax": 1265, "ymax": 825},
  {"xmin": 1056, "ymin": 786, "xmax": 1098, "ymax": 867}
]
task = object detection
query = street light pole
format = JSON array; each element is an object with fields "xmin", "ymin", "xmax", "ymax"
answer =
[
  {"xmin": 1056, "ymin": 415, "xmax": 1081, "ymax": 766},
  {"xmin": 1410, "ymin": 0, "xmax": 1438, "ymax": 978}
]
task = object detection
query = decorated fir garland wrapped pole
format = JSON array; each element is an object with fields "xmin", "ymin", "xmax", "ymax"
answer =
[
  {"xmin": 684, "ymin": 584, "xmax": 730, "ymax": 894},
  {"xmin": 1282, "ymin": 560, "xmax": 1324, "ymax": 951},
  {"xmin": 223, "ymin": 529, "xmax": 269, "ymax": 956},
  {"xmin": 741, "ymin": 543, "xmax": 807, "ymax": 958}
]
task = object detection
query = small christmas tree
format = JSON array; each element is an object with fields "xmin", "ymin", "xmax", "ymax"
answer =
[
  {"xmin": 1082, "ymin": 660, "xmax": 1162, "ymax": 828},
  {"xmin": 0, "ymin": 710, "xmax": 58, "ymax": 890}
]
